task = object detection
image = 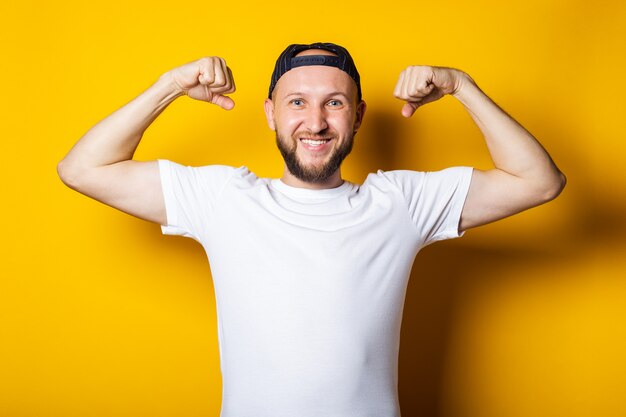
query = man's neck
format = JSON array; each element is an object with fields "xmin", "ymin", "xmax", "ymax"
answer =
[{"xmin": 280, "ymin": 168, "xmax": 344, "ymax": 190}]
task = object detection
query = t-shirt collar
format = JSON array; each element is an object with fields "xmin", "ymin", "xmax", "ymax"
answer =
[{"xmin": 270, "ymin": 178, "xmax": 352, "ymax": 199}]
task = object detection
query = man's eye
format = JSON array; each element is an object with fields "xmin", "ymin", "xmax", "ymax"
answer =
[
  {"xmin": 290, "ymin": 99, "xmax": 303, "ymax": 106},
  {"xmin": 328, "ymin": 100, "xmax": 342, "ymax": 106}
]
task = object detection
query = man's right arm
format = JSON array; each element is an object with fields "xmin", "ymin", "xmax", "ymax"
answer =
[{"xmin": 57, "ymin": 57, "xmax": 236, "ymax": 225}]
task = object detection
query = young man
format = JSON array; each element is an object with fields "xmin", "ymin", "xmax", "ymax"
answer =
[{"xmin": 58, "ymin": 42, "xmax": 565, "ymax": 417}]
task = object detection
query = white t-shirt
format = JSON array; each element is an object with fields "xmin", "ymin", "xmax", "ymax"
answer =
[{"xmin": 158, "ymin": 159, "xmax": 473, "ymax": 417}]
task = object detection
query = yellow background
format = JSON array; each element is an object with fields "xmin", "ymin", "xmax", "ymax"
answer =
[{"xmin": 2, "ymin": 0, "xmax": 625, "ymax": 416}]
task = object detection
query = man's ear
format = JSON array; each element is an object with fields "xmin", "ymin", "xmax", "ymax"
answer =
[
  {"xmin": 264, "ymin": 98, "xmax": 276, "ymax": 131},
  {"xmin": 354, "ymin": 100, "xmax": 367, "ymax": 133}
]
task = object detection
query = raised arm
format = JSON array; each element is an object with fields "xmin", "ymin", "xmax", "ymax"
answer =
[
  {"xmin": 57, "ymin": 57, "xmax": 236, "ymax": 224},
  {"xmin": 393, "ymin": 65, "xmax": 566, "ymax": 232}
]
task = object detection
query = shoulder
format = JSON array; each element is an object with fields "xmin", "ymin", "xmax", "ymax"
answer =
[
  {"xmin": 157, "ymin": 160, "xmax": 266, "ymax": 195},
  {"xmin": 365, "ymin": 167, "xmax": 471, "ymax": 189},
  {"xmin": 362, "ymin": 167, "xmax": 473, "ymax": 207},
  {"xmin": 158, "ymin": 159, "xmax": 255, "ymax": 181},
  {"xmin": 158, "ymin": 159, "xmax": 244, "ymax": 175},
  {"xmin": 379, "ymin": 167, "xmax": 472, "ymax": 180}
]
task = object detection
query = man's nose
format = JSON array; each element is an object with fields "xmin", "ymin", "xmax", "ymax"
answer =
[{"xmin": 304, "ymin": 106, "xmax": 328, "ymax": 133}]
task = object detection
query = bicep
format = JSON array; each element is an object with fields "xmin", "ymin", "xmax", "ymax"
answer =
[
  {"xmin": 66, "ymin": 160, "xmax": 166, "ymax": 225},
  {"xmin": 459, "ymin": 168, "xmax": 542, "ymax": 232}
]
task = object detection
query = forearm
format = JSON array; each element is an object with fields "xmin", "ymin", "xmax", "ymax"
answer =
[
  {"xmin": 453, "ymin": 74, "xmax": 565, "ymax": 190},
  {"xmin": 59, "ymin": 72, "xmax": 182, "ymax": 172}
]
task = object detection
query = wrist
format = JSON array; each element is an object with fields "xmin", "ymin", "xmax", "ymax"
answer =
[
  {"xmin": 157, "ymin": 71, "xmax": 187, "ymax": 99},
  {"xmin": 451, "ymin": 71, "xmax": 478, "ymax": 101},
  {"xmin": 451, "ymin": 71, "xmax": 475, "ymax": 97}
]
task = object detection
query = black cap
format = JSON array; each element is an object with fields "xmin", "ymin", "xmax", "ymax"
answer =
[{"xmin": 268, "ymin": 42, "xmax": 362, "ymax": 102}]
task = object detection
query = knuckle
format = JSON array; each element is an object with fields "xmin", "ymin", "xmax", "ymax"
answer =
[
  {"xmin": 202, "ymin": 72, "xmax": 215, "ymax": 84},
  {"xmin": 214, "ymin": 74, "xmax": 226, "ymax": 86},
  {"xmin": 210, "ymin": 56, "xmax": 221, "ymax": 67}
]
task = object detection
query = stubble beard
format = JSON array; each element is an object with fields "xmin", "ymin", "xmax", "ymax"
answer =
[{"xmin": 275, "ymin": 130, "xmax": 355, "ymax": 184}]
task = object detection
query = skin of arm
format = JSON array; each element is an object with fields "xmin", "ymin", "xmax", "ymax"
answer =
[
  {"xmin": 57, "ymin": 57, "xmax": 236, "ymax": 225},
  {"xmin": 393, "ymin": 66, "xmax": 567, "ymax": 232}
]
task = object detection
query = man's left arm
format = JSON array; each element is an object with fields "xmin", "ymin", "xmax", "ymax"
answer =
[{"xmin": 394, "ymin": 66, "xmax": 567, "ymax": 232}]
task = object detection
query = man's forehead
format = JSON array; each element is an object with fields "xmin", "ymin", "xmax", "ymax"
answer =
[{"xmin": 275, "ymin": 65, "xmax": 356, "ymax": 98}]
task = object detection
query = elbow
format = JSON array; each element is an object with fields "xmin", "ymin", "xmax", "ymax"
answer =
[
  {"xmin": 57, "ymin": 159, "xmax": 71, "ymax": 186},
  {"xmin": 57, "ymin": 159, "xmax": 82, "ymax": 190},
  {"xmin": 539, "ymin": 170, "xmax": 567, "ymax": 203}
]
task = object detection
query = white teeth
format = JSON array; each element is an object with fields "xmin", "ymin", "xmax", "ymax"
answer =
[{"xmin": 301, "ymin": 139, "xmax": 329, "ymax": 146}]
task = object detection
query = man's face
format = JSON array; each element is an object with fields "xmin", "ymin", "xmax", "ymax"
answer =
[{"xmin": 264, "ymin": 50, "xmax": 366, "ymax": 184}]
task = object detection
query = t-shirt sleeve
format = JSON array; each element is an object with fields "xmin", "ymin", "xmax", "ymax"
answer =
[
  {"xmin": 380, "ymin": 166, "xmax": 474, "ymax": 246},
  {"xmin": 158, "ymin": 159, "xmax": 237, "ymax": 242}
]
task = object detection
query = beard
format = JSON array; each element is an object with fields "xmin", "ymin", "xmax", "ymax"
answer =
[{"xmin": 275, "ymin": 129, "xmax": 355, "ymax": 184}]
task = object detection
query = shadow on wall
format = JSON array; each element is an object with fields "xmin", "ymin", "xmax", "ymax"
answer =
[
  {"xmin": 397, "ymin": 242, "xmax": 566, "ymax": 416},
  {"xmin": 351, "ymin": 107, "xmax": 404, "ymax": 173},
  {"xmin": 355, "ymin": 105, "xmax": 626, "ymax": 415},
  {"xmin": 397, "ymin": 193, "xmax": 626, "ymax": 416}
]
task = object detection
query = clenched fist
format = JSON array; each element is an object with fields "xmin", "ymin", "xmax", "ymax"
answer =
[
  {"xmin": 163, "ymin": 56, "xmax": 236, "ymax": 110},
  {"xmin": 393, "ymin": 66, "xmax": 468, "ymax": 118}
]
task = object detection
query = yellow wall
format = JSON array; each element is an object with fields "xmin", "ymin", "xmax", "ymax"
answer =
[{"xmin": 2, "ymin": 0, "xmax": 625, "ymax": 416}]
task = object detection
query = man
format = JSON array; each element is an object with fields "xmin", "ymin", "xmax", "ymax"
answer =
[{"xmin": 58, "ymin": 42, "xmax": 565, "ymax": 417}]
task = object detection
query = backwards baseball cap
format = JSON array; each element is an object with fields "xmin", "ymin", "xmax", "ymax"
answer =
[{"xmin": 268, "ymin": 42, "xmax": 362, "ymax": 102}]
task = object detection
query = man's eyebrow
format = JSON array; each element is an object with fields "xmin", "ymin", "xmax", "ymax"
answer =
[{"xmin": 284, "ymin": 91, "xmax": 351, "ymax": 99}]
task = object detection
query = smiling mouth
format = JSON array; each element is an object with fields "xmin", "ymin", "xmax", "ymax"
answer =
[{"xmin": 300, "ymin": 138, "xmax": 331, "ymax": 146}]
